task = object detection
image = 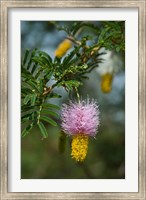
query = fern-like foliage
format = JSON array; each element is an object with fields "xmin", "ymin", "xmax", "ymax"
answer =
[{"xmin": 21, "ymin": 49, "xmax": 60, "ymax": 138}]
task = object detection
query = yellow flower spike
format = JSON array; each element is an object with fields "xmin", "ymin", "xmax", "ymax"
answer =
[
  {"xmin": 55, "ymin": 39, "xmax": 72, "ymax": 58},
  {"xmin": 101, "ymin": 73, "xmax": 113, "ymax": 93},
  {"xmin": 71, "ymin": 134, "xmax": 89, "ymax": 162}
]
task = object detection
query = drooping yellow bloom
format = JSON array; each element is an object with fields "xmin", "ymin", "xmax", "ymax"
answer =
[
  {"xmin": 71, "ymin": 134, "xmax": 89, "ymax": 162},
  {"xmin": 61, "ymin": 100, "xmax": 100, "ymax": 162},
  {"xmin": 101, "ymin": 73, "xmax": 113, "ymax": 93},
  {"xmin": 55, "ymin": 39, "xmax": 72, "ymax": 58}
]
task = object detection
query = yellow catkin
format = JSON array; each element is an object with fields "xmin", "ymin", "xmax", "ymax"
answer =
[
  {"xmin": 71, "ymin": 134, "xmax": 89, "ymax": 162},
  {"xmin": 101, "ymin": 73, "xmax": 113, "ymax": 93},
  {"xmin": 55, "ymin": 39, "xmax": 72, "ymax": 58}
]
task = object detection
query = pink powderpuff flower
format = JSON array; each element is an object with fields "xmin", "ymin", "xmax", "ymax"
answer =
[
  {"xmin": 61, "ymin": 99, "xmax": 100, "ymax": 162},
  {"xmin": 61, "ymin": 99, "xmax": 100, "ymax": 137}
]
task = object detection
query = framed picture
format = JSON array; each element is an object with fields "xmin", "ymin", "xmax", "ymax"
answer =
[{"xmin": 0, "ymin": 0, "xmax": 145, "ymax": 199}]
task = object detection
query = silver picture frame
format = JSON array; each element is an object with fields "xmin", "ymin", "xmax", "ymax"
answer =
[{"xmin": 0, "ymin": 0, "xmax": 145, "ymax": 199}]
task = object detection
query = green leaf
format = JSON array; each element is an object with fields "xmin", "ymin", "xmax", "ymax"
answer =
[
  {"xmin": 38, "ymin": 50, "xmax": 52, "ymax": 63},
  {"xmin": 34, "ymin": 66, "xmax": 44, "ymax": 79},
  {"xmin": 21, "ymin": 112, "xmax": 33, "ymax": 123},
  {"xmin": 67, "ymin": 80, "xmax": 81, "ymax": 87},
  {"xmin": 32, "ymin": 55, "xmax": 50, "ymax": 68},
  {"xmin": 62, "ymin": 46, "xmax": 81, "ymax": 67},
  {"xmin": 24, "ymin": 80, "xmax": 39, "ymax": 92},
  {"xmin": 23, "ymin": 95, "xmax": 31, "ymax": 105},
  {"xmin": 31, "ymin": 94, "xmax": 37, "ymax": 106},
  {"xmin": 31, "ymin": 63, "xmax": 38, "ymax": 74},
  {"xmin": 22, "ymin": 124, "xmax": 33, "ymax": 137},
  {"xmin": 44, "ymin": 71, "xmax": 53, "ymax": 80},
  {"xmin": 40, "ymin": 116, "xmax": 57, "ymax": 126},
  {"xmin": 27, "ymin": 49, "xmax": 37, "ymax": 70},
  {"xmin": 21, "ymin": 87, "xmax": 33, "ymax": 95},
  {"xmin": 38, "ymin": 122, "xmax": 48, "ymax": 138},
  {"xmin": 37, "ymin": 79, "xmax": 44, "ymax": 93},
  {"xmin": 21, "ymin": 106, "xmax": 38, "ymax": 113},
  {"xmin": 41, "ymin": 109, "xmax": 59, "ymax": 117},
  {"xmin": 31, "ymin": 57, "xmax": 45, "ymax": 66},
  {"xmin": 40, "ymin": 55, "xmax": 52, "ymax": 68},
  {"xmin": 23, "ymin": 49, "xmax": 29, "ymax": 65},
  {"xmin": 21, "ymin": 68, "xmax": 36, "ymax": 81},
  {"xmin": 42, "ymin": 103, "xmax": 60, "ymax": 110},
  {"xmin": 58, "ymin": 80, "xmax": 81, "ymax": 91},
  {"xmin": 54, "ymin": 57, "xmax": 61, "ymax": 65}
]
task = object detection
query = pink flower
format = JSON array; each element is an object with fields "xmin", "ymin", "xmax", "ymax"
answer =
[{"xmin": 61, "ymin": 99, "xmax": 100, "ymax": 137}]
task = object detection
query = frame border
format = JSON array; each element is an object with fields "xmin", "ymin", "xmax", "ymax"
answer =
[{"xmin": 0, "ymin": 0, "xmax": 145, "ymax": 199}]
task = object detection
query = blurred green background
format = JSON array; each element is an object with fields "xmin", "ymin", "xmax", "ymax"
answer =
[{"xmin": 21, "ymin": 21, "xmax": 125, "ymax": 179}]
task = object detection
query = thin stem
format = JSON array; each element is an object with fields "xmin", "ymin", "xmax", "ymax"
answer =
[
  {"xmin": 37, "ymin": 105, "xmax": 42, "ymax": 124},
  {"xmin": 74, "ymin": 87, "xmax": 80, "ymax": 103}
]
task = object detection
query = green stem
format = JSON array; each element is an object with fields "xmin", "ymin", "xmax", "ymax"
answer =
[
  {"xmin": 74, "ymin": 87, "xmax": 80, "ymax": 103},
  {"xmin": 37, "ymin": 105, "xmax": 42, "ymax": 124}
]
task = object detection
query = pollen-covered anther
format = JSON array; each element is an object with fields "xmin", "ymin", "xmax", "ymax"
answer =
[{"xmin": 71, "ymin": 134, "xmax": 89, "ymax": 162}]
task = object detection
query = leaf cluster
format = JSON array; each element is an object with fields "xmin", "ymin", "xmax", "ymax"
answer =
[
  {"xmin": 56, "ymin": 21, "xmax": 125, "ymax": 53},
  {"xmin": 97, "ymin": 21, "xmax": 125, "ymax": 52},
  {"xmin": 21, "ymin": 49, "xmax": 60, "ymax": 138}
]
